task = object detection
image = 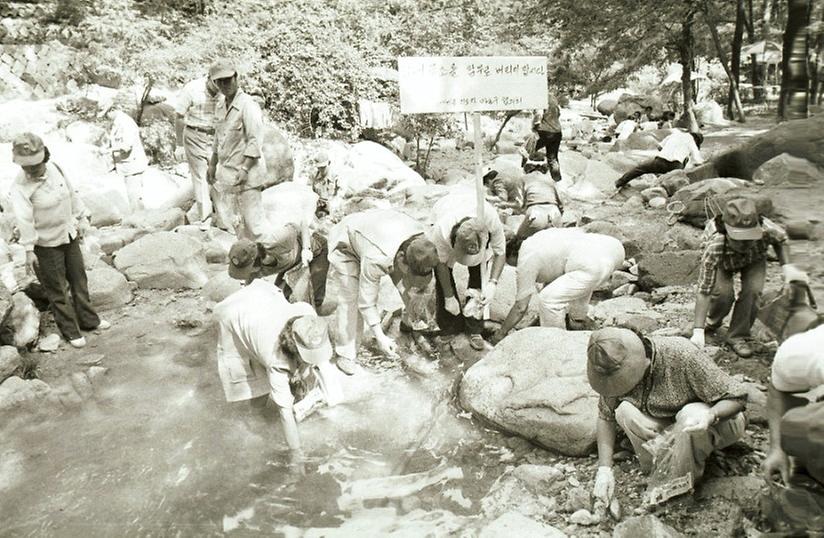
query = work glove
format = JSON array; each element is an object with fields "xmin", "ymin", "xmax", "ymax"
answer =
[
  {"xmin": 681, "ymin": 407, "xmax": 716, "ymax": 433},
  {"xmin": 593, "ymin": 466, "xmax": 615, "ymax": 505},
  {"xmin": 76, "ymin": 216, "xmax": 91, "ymax": 239},
  {"xmin": 444, "ymin": 296, "xmax": 461, "ymax": 316},
  {"xmin": 782, "ymin": 263, "xmax": 809, "ymax": 285},
  {"xmin": 301, "ymin": 248, "xmax": 313, "ymax": 267},
  {"xmin": 763, "ymin": 448, "xmax": 791, "ymax": 485},
  {"xmin": 481, "ymin": 281, "xmax": 498, "ymax": 307},
  {"xmin": 174, "ymin": 146, "xmax": 186, "ymax": 163},
  {"xmin": 690, "ymin": 328, "xmax": 705, "ymax": 349}
]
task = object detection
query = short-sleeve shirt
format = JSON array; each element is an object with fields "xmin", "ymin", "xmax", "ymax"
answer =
[
  {"xmin": 174, "ymin": 77, "xmax": 219, "ymax": 130},
  {"xmin": 598, "ymin": 336, "xmax": 749, "ymax": 422},
  {"xmin": 109, "ymin": 111, "xmax": 149, "ymax": 177},
  {"xmin": 515, "ymin": 229, "xmax": 624, "ymax": 301},
  {"xmin": 214, "ymin": 90, "xmax": 267, "ymax": 190},
  {"xmin": 657, "ymin": 130, "xmax": 704, "ymax": 165},
  {"xmin": 771, "ymin": 325, "xmax": 824, "ymax": 393},
  {"xmin": 428, "ymin": 191, "xmax": 506, "ymax": 269},
  {"xmin": 696, "ymin": 217, "xmax": 788, "ymax": 295}
]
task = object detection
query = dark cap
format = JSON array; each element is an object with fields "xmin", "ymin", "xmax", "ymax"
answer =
[
  {"xmin": 228, "ymin": 239, "xmax": 258, "ymax": 281},
  {"xmin": 722, "ymin": 198, "xmax": 763, "ymax": 241},
  {"xmin": 209, "ymin": 59, "xmax": 237, "ymax": 81},
  {"xmin": 12, "ymin": 132, "xmax": 46, "ymax": 166}
]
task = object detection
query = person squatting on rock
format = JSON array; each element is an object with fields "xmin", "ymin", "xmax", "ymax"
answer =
[
  {"xmin": 614, "ymin": 129, "xmax": 704, "ymax": 189},
  {"xmin": 214, "ymin": 279, "xmax": 343, "ymax": 471},
  {"xmin": 429, "ymin": 190, "xmax": 507, "ymax": 351},
  {"xmin": 491, "ymin": 228, "xmax": 624, "ymax": 344},
  {"xmin": 207, "ymin": 59, "xmax": 269, "ymax": 241},
  {"xmin": 587, "ymin": 327, "xmax": 748, "ymax": 506},
  {"xmin": 310, "ymin": 150, "xmax": 339, "ymax": 219},
  {"xmin": 228, "ymin": 222, "xmax": 328, "ymax": 309},
  {"xmin": 100, "ymin": 92, "xmax": 149, "ymax": 213},
  {"xmin": 763, "ymin": 322, "xmax": 824, "ymax": 487},
  {"xmin": 174, "ymin": 74, "xmax": 221, "ymax": 226},
  {"xmin": 691, "ymin": 198, "xmax": 807, "ymax": 358},
  {"xmin": 322, "ymin": 208, "xmax": 439, "ymax": 373},
  {"xmin": 531, "ymin": 93, "xmax": 563, "ymax": 182},
  {"xmin": 484, "ymin": 165, "xmax": 563, "ymax": 240},
  {"xmin": 9, "ymin": 133, "xmax": 110, "ymax": 349}
]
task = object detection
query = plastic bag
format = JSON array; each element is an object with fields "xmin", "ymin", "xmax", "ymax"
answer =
[{"xmin": 642, "ymin": 428, "xmax": 695, "ymax": 505}]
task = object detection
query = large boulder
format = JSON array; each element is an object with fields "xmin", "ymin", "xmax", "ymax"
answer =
[
  {"xmin": 261, "ymin": 122, "xmax": 294, "ymax": 187},
  {"xmin": 557, "ymin": 154, "xmax": 621, "ymax": 194},
  {"xmin": 122, "ymin": 207, "xmax": 186, "ymax": 233},
  {"xmin": 0, "ymin": 346, "xmax": 21, "ymax": 382},
  {"xmin": 637, "ymin": 250, "xmax": 702, "ymax": 289},
  {"xmin": 0, "ymin": 376, "xmax": 51, "ymax": 412},
  {"xmin": 201, "ymin": 273, "xmax": 242, "ymax": 303},
  {"xmin": 694, "ymin": 101, "xmax": 728, "ymax": 126},
  {"xmin": 670, "ymin": 178, "xmax": 773, "ymax": 228},
  {"xmin": 140, "ymin": 168, "xmax": 193, "ymax": 211},
  {"xmin": 261, "ymin": 181, "xmax": 318, "ymax": 230},
  {"xmin": 336, "ymin": 141, "xmax": 426, "ymax": 196},
  {"xmin": 88, "ymin": 265, "xmax": 132, "ymax": 311},
  {"xmin": 459, "ymin": 328, "xmax": 599, "ymax": 456},
  {"xmin": 613, "ymin": 515, "xmax": 684, "ymax": 538},
  {"xmin": 613, "ymin": 94, "xmax": 664, "ymax": 123},
  {"xmin": 596, "ymin": 98, "xmax": 618, "ymax": 116},
  {"xmin": 753, "ymin": 153, "xmax": 824, "ymax": 188},
  {"xmin": 621, "ymin": 131, "xmax": 660, "ymax": 151},
  {"xmin": 113, "ymin": 231, "xmax": 208, "ymax": 289},
  {"xmin": 0, "ymin": 292, "xmax": 39, "ymax": 348},
  {"xmin": 64, "ymin": 120, "xmax": 107, "ymax": 146}
]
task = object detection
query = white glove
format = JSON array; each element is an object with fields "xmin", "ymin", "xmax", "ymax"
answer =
[
  {"xmin": 375, "ymin": 331, "xmax": 399, "ymax": 359},
  {"xmin": 174, "ymin": 146, "xmax": 186, "ymax": 163},
  {"xmin": 481, "ymin": 281, "xmax": 498, "ymax": 306},
  {"xmin": 690, "ymin": 328, "xmax": 705, "ymax": 349},
  {"xmin": 301, "ymin": 248, "xmax": 313, "ymax": 267},
  {"xmin": 681, "ymin": 407, "xmax": 716, "ymax": 433},
  {"xmin": 593, "ymin": 466, "xmax": 615, "ymax": 504},
  {"xmin": 444, "ymin": 296, "xmax": 461, "ymax": 316},
  {"xmin": 782, "ymin": 263, "xmax": 809, "ymax": 285}
]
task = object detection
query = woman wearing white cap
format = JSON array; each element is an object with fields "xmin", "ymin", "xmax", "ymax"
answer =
[
  {"xmin": 9, "ymin": 132, "xmax": 110, "ymax": 348},
  {"xmin": 214, "ymin": 279, "xmax": 343, "ymax": 466}
]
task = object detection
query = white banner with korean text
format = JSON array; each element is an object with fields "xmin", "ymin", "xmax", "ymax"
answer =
[{"xmin": 398, "ymin": 56, "xmax": 548, "ymax": 114}]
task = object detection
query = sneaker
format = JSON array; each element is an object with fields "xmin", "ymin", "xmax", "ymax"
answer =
[
  {"xmin": 468, "ymin": 334, "xmax": 486, "ymax": 351},
  {"xmin": 728, "ymin": 339, "xmax": 753, "ymax": 358},
  {"xmin": 96, "ymin": 319, "xmax": 111, "ymax": 330},
  {"xmin": 69, "ymin": 337, "xmax": 87, "ymax": 349},
  {"xmin": 335, "ymin": 356, "xmax": 358, "ymax": 376}
]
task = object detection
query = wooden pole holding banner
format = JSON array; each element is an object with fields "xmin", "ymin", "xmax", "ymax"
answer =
[{"xmin": 472, "ymin": 112, "xmax": 490, "ymax": 319}]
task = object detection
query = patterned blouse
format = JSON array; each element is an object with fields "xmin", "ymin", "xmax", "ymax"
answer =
[{"xmin": 598, "ymin": 336, "xmax": 748, "ymax": 422}]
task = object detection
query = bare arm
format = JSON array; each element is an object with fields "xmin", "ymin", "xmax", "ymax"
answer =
[
  {"xmin": 498, "ymin": 296, "xmax": 530, "ymax": 336},
  {"xmin": 174, "ymin": 113, "xmax": 186, "ymax": 147},
  {"xmin": 709, "ymin": 398, "xmax": 745, "ymax": 422},
  {"xmin": 277, "ymin": 405, "xmax": 301, "ymax": 452},
  {"xmin": 489, "ymin": 253, "xmax": 506, "ymax": 282},
  {"xmin": 596, "ymin": 417, "xmax": 616, "ymax": 467},
  {"xmin": 435, "ymin": 262, "xmax": 455, "ymax": 298},
  {"xmin": 693, "ymin": 292, "xmax": 711, "ymax": 328}
]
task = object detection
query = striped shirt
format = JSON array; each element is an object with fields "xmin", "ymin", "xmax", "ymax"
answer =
[
  {"xmin": 174, "ymin": 77, "xmax": 219, "ymax": 130},
  {"xmin": 696, "ymin": 217, "xmax": 787, "ymax": 295}
]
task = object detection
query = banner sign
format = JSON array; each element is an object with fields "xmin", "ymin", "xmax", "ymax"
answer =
[{"xmin": 398, "ymin": 56, "xmax": 548, "ymax": 114}]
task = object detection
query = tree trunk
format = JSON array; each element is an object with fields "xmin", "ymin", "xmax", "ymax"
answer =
[
  {"xmin": 728, "ymin": 0, "xmax": 746, "ymax": 117},
  {"xmin": 702, "ymin": 0, "xmax": 746, "ymax": 122},
  {"xmin": 779, "ymin": 0, "xmax": 811, "ymax": 120},
  {"xmin": 488, "ymin": 110, "xmax": 520, "ymax": 150},
  {"xmin": 679, "ymin": 10, "xmax": 700, "ymax": 131}
]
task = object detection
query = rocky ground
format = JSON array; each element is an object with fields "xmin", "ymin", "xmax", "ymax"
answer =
[{"xmin": 0, "ymin": 91, "xmax": 822, "ymax": 536}]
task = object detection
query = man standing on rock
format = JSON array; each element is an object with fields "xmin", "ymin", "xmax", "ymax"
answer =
[
  {"xmin": 691, "ymin": 198, "xmax": 806, "ymax": 358},
  {"xmin": 587, "ymin": 327, "xmax": 748, "ymax": 506},
  {"xmin": 491, "ymin": 228, "xmax": 624, "ymax": 343},
  {"xmin": 532, "ymin": 93, "xmax": 563, "ymax": 182},
  {"xmin": 214, "ymin": 279, "xmax": 343, "ymax": 471},
  {"xmin": 323, "ymin": 208, "xmax": 440, "ymax": 372},
  {"xmin": 174, "ymin": 74, "xmax": 220, "ymax": 226},
  {"xmin": 430, "ymin": 190, "xmax": 507, "ymax": 351},
  {"xmin": 100, "ymin": 93, "xmax": 149, "ymax": 213},
  {"xmin": 228, "ymin": 222, "xmax": 328, "ymax": 308},
  {"xmin": 207, "ymin": 59, "xmax": 268, "ymax": 241},
  {"xmin": 614, "ymin": 129, "xmax": 704, "ymax": 189}
]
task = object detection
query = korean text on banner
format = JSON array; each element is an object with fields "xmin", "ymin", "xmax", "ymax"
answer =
[{"xmin": 398, "ymin": 56, "xmax": 548, "ymax": 114}]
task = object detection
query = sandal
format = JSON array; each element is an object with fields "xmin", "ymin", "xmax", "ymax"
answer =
[{"xmin": 468, "ymin": 334, "xmax": 487, "ymax": 351}]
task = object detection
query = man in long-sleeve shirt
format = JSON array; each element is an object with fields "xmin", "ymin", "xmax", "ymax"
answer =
[
  {"xmin": 207, "ymin": 60, "xmax": 269, "ymax": 241},
  {"xmin": 615, "ymin": 130, "xmax": 704, "ymax": 189},
  {"xmin": 323, "ymin": 209, "xmax": 439, "ymax": 370}
]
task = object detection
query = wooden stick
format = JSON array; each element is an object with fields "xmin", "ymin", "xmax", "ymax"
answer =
[{"xmin": 472, "ymin": 112, "xmax": 490, "ymax": 320}]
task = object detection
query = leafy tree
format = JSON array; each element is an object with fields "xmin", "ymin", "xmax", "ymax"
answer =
[{"xmin": 396, "ymin": 114, "xmax": 459, "ymax": 176}]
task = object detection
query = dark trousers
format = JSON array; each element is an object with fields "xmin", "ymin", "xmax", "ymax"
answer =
[
  {"xmin": 707, "ymin": 260, "xmax": 766, "ymax": 340},
  {"xmin": 435, "ymin": 264, "xmax": 483, "ymax": 336},
  {"xmin": 276, "ymin": 245, "xmax": 329, "ymax": 309},
  {"xmin": 616, "ymin": 156, "xmax": 683, "ymax": 188},
  {"xmin": 535, "ymin": 130, "xmax": 563, "ymax": 181},
  {"xmin": 33, "ymin": 237, "xmax": 100, "ymax": 340}
]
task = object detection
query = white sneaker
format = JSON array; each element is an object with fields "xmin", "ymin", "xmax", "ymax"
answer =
[
  {"xmin": 96, "ymin": 319, "xmax": 111, "ymax": 330},
  {"xmin": 69, "ymin": 337, "xmax": 87, "ymax": 348}
]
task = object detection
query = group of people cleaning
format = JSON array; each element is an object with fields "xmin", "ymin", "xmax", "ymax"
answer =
[{"xmin": 7, "ymin": 62, "xmax": 822, "ymax": 512}]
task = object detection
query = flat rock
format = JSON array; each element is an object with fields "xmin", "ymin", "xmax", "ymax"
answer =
[
  {"xmin": 0, "ymin": 376, "xmax": 51, "ymax": 412},
  {"xmin": 481, "ymin": 465, "xmax": 559, "ymax": 520},
  {"xmin": 122, "ymin": 207, "xmax": 186, "ymax": 232},
  {"xmin": 590, "ymin": 296, "xmax": 659, "ymax": 325},
  {"xmin": 480, "ymin": 512, "xmax": 567, "ymax": 538},
  {"xmin": 613, "ymin": 515, "xmax": 684, "ymax": 538},
  {"xmin": 638, "ymin": 250, "xmax": 702, "ymax": 289},
  {"xmin": 37, "ymin": 333, "xmax": 61, "ymax": 352},
  {"xmin": 202, "ymin": 273, "xmax": 242, "ymax": 303},
  {"xmin": 696, "ymin": 476, "xmax": 763, "ymax": 506},
  {"xmin": 0, "ymin": 346, "xmax": 21, "ymax": 382},
  {"xmin": 97, "ymin": 227, "xmax": 143, "ymax": 255},
  {"xmin": 460, "ymin": 328, "xmax": 598, "ymax": 456},
  {"xmin": 648, "ymin": 197, "xmax": 667, "ymax": 209},
  {"xmin": 88, "ymin": 265, "xmax": 132, "ymax": 311},
  {"xmin": 114, "ymin": 231, "xmax": 208, "ymax": 289}
]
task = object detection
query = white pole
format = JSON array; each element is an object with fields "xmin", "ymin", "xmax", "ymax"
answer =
[{"xmin": 472, "ymin": 112, "xmax": 489, "ymax": 319}]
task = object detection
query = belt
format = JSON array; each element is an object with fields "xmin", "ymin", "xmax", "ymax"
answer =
[{"xmin": 185, "ymin": 125, "xmax": 215, "ymax": 135}]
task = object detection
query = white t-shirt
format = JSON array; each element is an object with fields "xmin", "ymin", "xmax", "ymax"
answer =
[
  {"xmin": 428, "ymin": 191, "xmax": 505, "ymax": 269},
  {"xmin": 771, "ymin": 325, "xmax": 824, "ymax": 393},
  {"xmin": 657, "ymin": 130, "xmax": 704, "ymax": 165}
]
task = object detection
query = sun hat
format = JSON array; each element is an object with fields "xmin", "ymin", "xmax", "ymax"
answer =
[
  {"xmin": 722, "ymin": 198, "xmax": 763, "ymax": 241},
  {"xmin": 314, "ymin": 151, "xmax": 330, "ymax": 168},
  {"xmin": 12, "ymin": 133, "xmax": 46, "ymax": 167},
  {"xmin": 454, "ymin": 218, "xmax": 485, "ymax": 252},
  {"xmin": 292, "ymin": 315, "xmax": 333, "ymax": 365},
  {"xmin": 209, "ymin": 59, "xmax": 237, "ymax": 82},
  {"xmin": 228, "ymin": 239, "xmax": 258, "ymax": 280},
  {"xmin": 586, "ymin": 327, "xmax": 650, "ymax": 397}
]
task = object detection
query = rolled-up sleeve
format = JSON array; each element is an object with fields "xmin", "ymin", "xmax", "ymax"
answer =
[
  {"xmin": 689, "ymin": 140, "xmax": 704, "ymax": 165},
  {"xmin": 486, "ymin": 210, "xmax": 506, "ymax": 256},
  {"xmin": 241, "ymin": 100, "xmax": 263, "ymax": 159},
  {"xmin": 9, "ymin": 183, "xmax": 37, "ymax": 252},
  {"xmin": 696, "ymin": 240, "xmax": 723, "ymax": 295},
  {"xmin": 428, "ymin": 224, "xmax": 454, "ymax": 267}
]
